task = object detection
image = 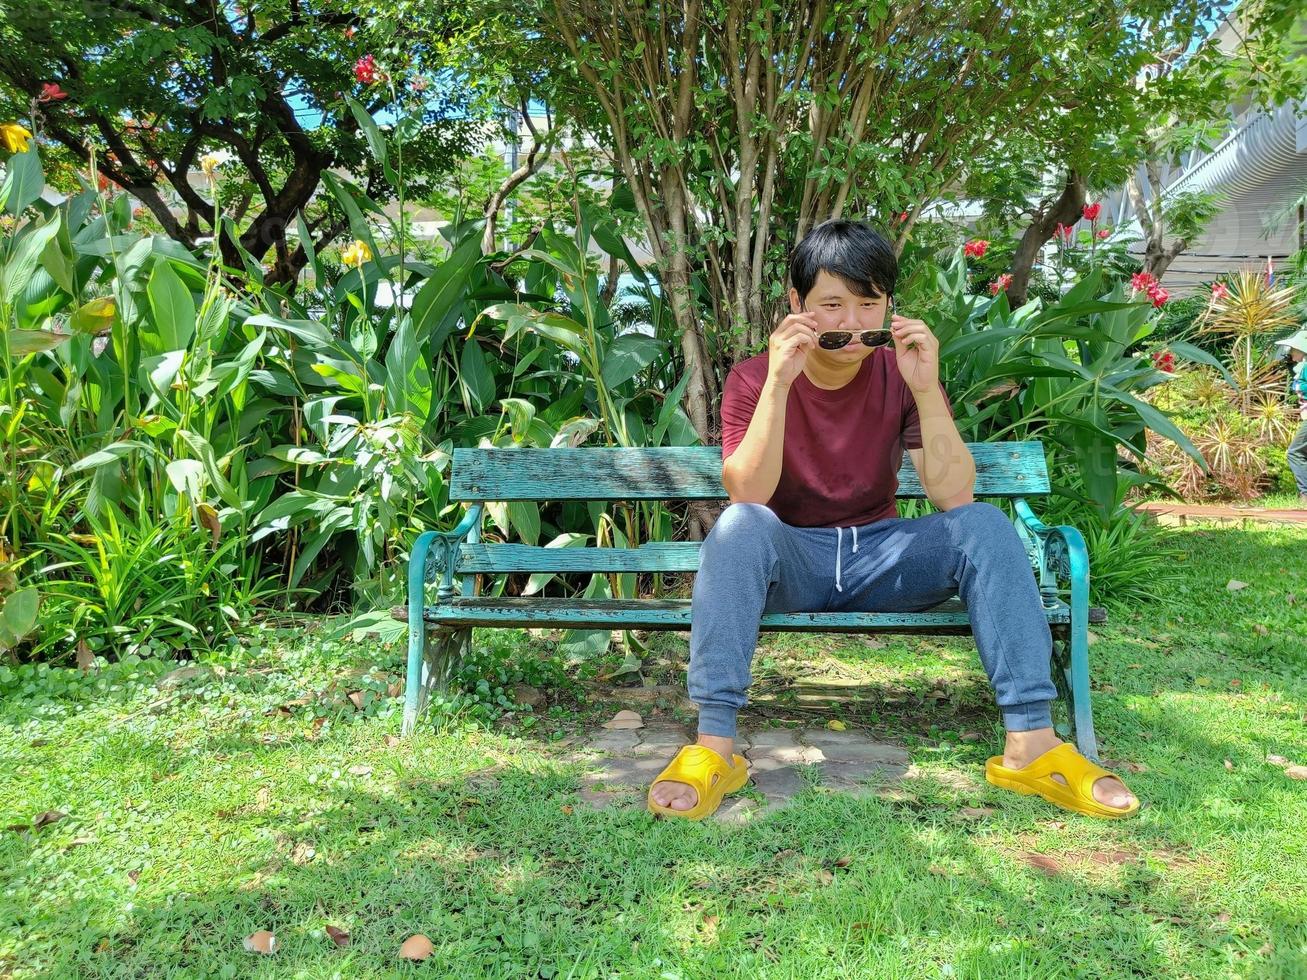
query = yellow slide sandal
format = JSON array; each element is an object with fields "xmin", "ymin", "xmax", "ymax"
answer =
[
  {"xmin": 647, "ymin": 744, "xmax": 750, "ymax": 821},
  {"xmin": 985, "ymin": 743, "xmax": 1139, "ymax": 820}
]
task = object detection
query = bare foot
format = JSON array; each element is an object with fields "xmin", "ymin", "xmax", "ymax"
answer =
[
  {"xmin": 1003, "ymin": 728, "xmax": 1136, "ymax": 810},
  {"xmin": 649, "ymin": 734, "xmax": 735, "ymax": 811}
]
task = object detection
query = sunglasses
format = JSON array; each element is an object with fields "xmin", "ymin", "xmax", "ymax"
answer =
[{"xmin": 809, "ymin": 296, "xmax": 895, "ymax": 351}]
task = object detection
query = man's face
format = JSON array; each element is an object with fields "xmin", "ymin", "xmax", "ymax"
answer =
[
  {"xmin": 789, "ymin": 270, "xmax": 892, "ymax": 367},
  {"xmin": 1293, "ymin": 350, "xmax": 1306, "ymax": 364}
]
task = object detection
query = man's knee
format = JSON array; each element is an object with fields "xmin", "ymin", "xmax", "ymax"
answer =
[
  {"xmin": 947, "ymin": 501, "xmax": 1021, "ymax": 551},
  {"xmin": 703, "ymin": 502, "xmax": 783, "ymax": 561}
]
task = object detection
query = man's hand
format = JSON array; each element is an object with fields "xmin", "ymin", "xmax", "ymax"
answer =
[
  {"xmin": 890, "ymin": 313, "xmax": 941, "ymax": 394},
  {"xmin": 767, "ymin": 313, "xmax": 819, "ymax": 388}
]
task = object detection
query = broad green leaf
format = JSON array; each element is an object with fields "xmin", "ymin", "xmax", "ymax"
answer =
[
  {"xmin": 1, "ymin": 214, "xmax": 60, "ymax": 305},
  {"xmin": 500, "ymin": 397, "xmax": 536, "ymax": 442},
  {"xmin": 410, "ymin": 235, "xmax": 481, "ymax": 348},
  {"xmin": 68, "ymin": 296, "xmax": 117, "ymax": 334},
  {"xmin": 245, "ymin": 313, "xmax": 334, "ymax": 349},
  {"xmin": 2, "ymin": 145, "xmax": 43, "ymax": 216},
  {"xmin": 384, "ymin": 317, "xmax": 432, "ymax": 420},
  {"xmin": 69, "ymin": 440, "xmax": 156, "ymax": 472},
  {"xmin": 508, "ymin": 500, "xmax": 541, "ymax": 545},
  {"xmin": 459, "ymin": 340, "xmax": 496, "ymax": 413},
  {"xmin": 0, "ymin": 588, "xmax": 39, "ymax": 641},
  {"xmin": 147, "ymin": 259, "xmax": 196, "ymax": 351},
  {"xmin": 601, "ymin": 332, "xmax": 662, "ymax": 388},
  {"xmin": 165, "ymin": 458, "xmax": 205, "ymax": 499},
  {"xmin": 5, "ymin": 329, "xmax": 72, "ymax": 356},
  {"xmin": 1167, "ymin": 340, "xmax": 1237, "ymax": 388},
  {"xmin": 523, "ymin": 532, "xmax": 591, "ymax": 596},
  {"xmin": 559, "ymin": 574, "xmax": 612, "ymax": 661}
]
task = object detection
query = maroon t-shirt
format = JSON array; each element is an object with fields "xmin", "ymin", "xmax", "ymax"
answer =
[{"xmin": 720, "ymin": 349, "xmax": 951, "ymax": 528}]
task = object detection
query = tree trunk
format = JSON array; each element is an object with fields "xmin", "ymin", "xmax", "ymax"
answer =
[{"xmin": 1007, "ymin": 170, "xmax": 1086, "ymax": 307}]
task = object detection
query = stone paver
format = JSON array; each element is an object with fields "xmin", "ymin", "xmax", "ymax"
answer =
[{"xmin": 571, "ymin": 721, "xmax": 908, "ymax": 818}]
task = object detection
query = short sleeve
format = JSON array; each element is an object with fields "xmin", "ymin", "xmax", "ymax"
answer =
[
  {"xmin": 720, "ymin": 366, "xmax": 762, "ymax": 459},
  {"xmin": 900, "ymin": 381, "xmax": 953, "ymax": 451}
]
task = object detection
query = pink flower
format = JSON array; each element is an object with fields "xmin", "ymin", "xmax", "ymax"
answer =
[
  {"xmin": 354, "ymin": 54, "xmax": 378, "ymax": 85},
  {"xmin": 38, "ymin": 82, "xmax": 68, "ymax": 103},
  {"xmin": 1130, "ymin": 271, "xmax": 1158, "ymax": 293},
  {"xmin": 1054, "ymin": 222, "xmax": 1074, "ymax": 242},
  {"xmin": 1147, "ymin": 284, "xmax": 1169, "ymax": 308},
  {"xmin": 1210, "ymin": 281, "xmax": 1229, "ymax": 300},
  {"xmin": 1082, "ymin": 202, "xmax": 1101, "ymax": 222},
  {"xmin": 963, "ymin": 238, "xmax": 990, "ymax": 259},
  {"xmin": 1096, "ymin": 228, "xmax": 1110, "ymax": 240},
  {"xmin": 344, "ymin": 26, "xmax": 356, "ymax": 39},
  {"xmin": 988, "ymin": 273, "xmax": 1014, "ymax": 295}
]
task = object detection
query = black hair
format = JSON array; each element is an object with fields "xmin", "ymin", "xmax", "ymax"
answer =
[{"xmin": 789, "ymin": 220, "xmax": 898, "ymax": 302}]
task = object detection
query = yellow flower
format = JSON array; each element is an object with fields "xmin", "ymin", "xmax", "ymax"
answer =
[
  {"xmin": 1, "ymin": 123, "xmax": 33, "ymax": 154},
  {"xmin": 341, "ymin": 240, "xmax": 372, "ymax": 269},
  {"xmin": 199, "ymin": 150, "xmax": 233, "ymax": 176}
]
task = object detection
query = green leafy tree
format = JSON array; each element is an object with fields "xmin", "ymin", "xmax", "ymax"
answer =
[{"xmin": 0, "ymin": 0, "xmax": 476, "ymax": 284}]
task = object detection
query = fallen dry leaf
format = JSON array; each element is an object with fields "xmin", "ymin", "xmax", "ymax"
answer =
[
  {"xmin": 1253, "ymin": 624, "xmax": 1269, "ymax": 637},
  {"xmin": 76, "ymin": 639, "xmax": 95, "ymax": 673},
  {"xmin": 243, "ymin": 931, "xmax": 278, "ymax": 955},
  {"xmin": 958, "ymin": 806, "xmax": 996, "ymax": 820},
  {"xmin": 32, "ymin": 810, "xmax": 67, "ymax": 830},
  {"xmin": 387, "ymin": 680, "xmax": 404, "ymax": 699},
  {"xmin": 290, "ymin": 841, "xmax": 316, "ymax": 865},
  {"xmin": 347, "ymin": 691, "xmax": 366, "ymax": 711},
  {"xmin": 833, "ymin": 855, "xmax": 853, "ymax": 868},
  {"xmin": 307, "ymin": 717, "xmax": 326, "ymax": 740},
  {"xmin": 815, "ymin": 869, "xmax": 834, "ymax": 885},
  {"xmin": 959, "ymin": 732, "xmax": 982, "ymax": 743},
  {"xmin": 1224, "ymin": 758, "xmax": 1234, "ymax": 771},
  {"xmin": 1226, "ymin": 579, "xmax": 1249, "ymax": 592},
  {"xmin": 5, "ymin": 823, "xmax": 30, "ymax": 834},
  {"xmin": 347, "ymin": 765, "xmax": 373, "ymax": 777},
  {"xmin": 127, "ymin": 870, "xmax": 141, "ymax": 884},
  {"xmin": 1266, "ymin": 754, "xmax": 1290, "ymax": 767},
  {"xmin": 1020, "ymin": 852, "xmax": 1060, "ymax": 875},
  {"xmin": 325, "ymin": 925, "xmax": 350, "ymax": 948},
  {"xmin": 1229, "ymin": 678, "xmax": 1242, "ymax": 688},
  {"xmin": 826, "ymin": 719, "xmax": 847, "ymax": 731},
  {"xmin": 399, "ymin": 934, "xmax": 434, "ymax": 961},
  {"xmin": 1284, "ymin": 765, "xmax": 1307, "ymax": 781},
  {"xmin": 197, "ymin": 503, "xmax": 221, "ymax": 546},
  {"xmin": 384, "ymin": 735, "xmax": 401, "ymax": 748},
  {"xmin": 601, "ymin": 709, "xmax": 644, "ymax": 730},
  {"xmin": 560, "ymin": 805, "xmax": 574, "ymax": 816}
]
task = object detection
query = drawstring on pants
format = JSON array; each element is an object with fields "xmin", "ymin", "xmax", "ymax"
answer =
[{"xmin": 833, "ymin": 526, "xmax": 859, "ymax": 593}]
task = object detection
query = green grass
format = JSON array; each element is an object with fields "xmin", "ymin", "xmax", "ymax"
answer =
[{"xmin": 2, "ymin": 525, "xmax": 1306, "ymax": 978}]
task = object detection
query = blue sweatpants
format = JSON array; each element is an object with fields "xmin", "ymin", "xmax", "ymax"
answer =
[{"xmin": 688, "ymin": 501, "xmax": 1057, "ymax": 738}]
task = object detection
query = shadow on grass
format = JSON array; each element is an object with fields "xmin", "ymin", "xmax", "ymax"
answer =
[{"xmin": 13, "ymin": 713, "xmax": 1305, "ymax": 978}]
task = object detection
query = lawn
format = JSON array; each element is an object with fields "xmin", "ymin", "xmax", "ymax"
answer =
[{"xmin": 2, "ymin": 524, "xmax": 1305, "ymax": 978}]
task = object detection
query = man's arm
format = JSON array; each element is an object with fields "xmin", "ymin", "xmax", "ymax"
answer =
[
  {"xmin": 907, "ymin": 384, "xmax": 976, "ymax": 510},
  {"xmin": 722, "ymin": 379, "xmax": 791, "ymax": 503},
  {"xmin": 721, "ymin": 311, "xmax": 820, "ymax": 502}
]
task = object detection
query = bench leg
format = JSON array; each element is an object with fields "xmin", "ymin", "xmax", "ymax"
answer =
[
  {"xmin": 1066, "ymin": 617, "xmax": 1100, "ymax": 762},
  {"xmin": 402, "ymin": 623, "xmax": 470, "ymax": 735}
]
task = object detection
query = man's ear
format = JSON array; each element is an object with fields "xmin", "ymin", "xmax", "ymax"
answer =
[{"xmin": 789, "ymin": 287, "xmax": 802, "ymax": 313}]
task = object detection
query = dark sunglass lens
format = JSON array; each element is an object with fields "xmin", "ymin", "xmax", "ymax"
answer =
[
  {"xmin": 861, "ymin": 330, "xmax": 893, "ymax": 348},
  {"xmin": 819, "ymin": 332, "xmax": 852, "ymax": 350}
]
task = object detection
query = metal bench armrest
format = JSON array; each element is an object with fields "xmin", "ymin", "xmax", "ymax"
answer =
[{"xmin": 409, "ymin": 503, "xmax": 485, "ymax": 612}]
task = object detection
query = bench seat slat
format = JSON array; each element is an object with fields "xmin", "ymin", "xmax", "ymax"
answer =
[
  {"xmin": 456, "ymin": 542, "xmax": 701, "ymax": 573},
  {"xmin": 450, "ymin": 442, "xmax": 1050, "ymax": 501},
  {"xmin": 422, "ymin": 597, "xmax": 1106, "ymax": 632}
]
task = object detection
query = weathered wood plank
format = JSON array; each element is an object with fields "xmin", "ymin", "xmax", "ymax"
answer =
[
  {"xmin": 449, "ymin": 442, "xmax": 1050, "ymax": 501},
  {"xmin": 420, "ymin": 597, "xmax": 1105, "ymax": 632},
  {"xmin": 456, "ymin": 542, "xmax": 701, "ymax": 573}
]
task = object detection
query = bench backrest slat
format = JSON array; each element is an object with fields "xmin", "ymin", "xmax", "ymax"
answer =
[
  {"xmin": 449, "ymin": 441, "xmax": 1048, "ymax": 501},
  {"xmin": 459, "ymin": 542, "xmax": 701, "ymax": 573}
]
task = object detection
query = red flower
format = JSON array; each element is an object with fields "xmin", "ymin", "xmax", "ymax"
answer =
[
  {"xmin": 1096, "ymin": 228, "xmax": 1110, "ymax": 240},
  {"xmin": 344, "ymin": 26, "xmax": 356, "ymax": 39},
  {"xmin": 1082, "ymin": 202, "xmax": 1101, "ymax": 222},
  {"xmin": 988, "ymin": 273, "xmax": 1014, "ymax": 295},
  {"xmin": 1054, "ymin": 222, "xmax": 1074, "ymax": 242},
  {"xmin": 38, "ymin": 82, "xmax": 68, "ymax": 103},
  {"xmin": 1152, "ymin": 350, "xmax": 1176, "ymax": 373},
  {"xmin": 354, "ymin": 54, "xmax": 378, "ymax": 84},
  {"xmin": 1210, "ymin": 281, "xmax": 1229, "ymax": 300},
  {"xmin": 963, "ymin": 238, "xmax": 990, "ymax": 259},
  {"xmin": 1147, "ymin": 284, "xmax": 1169, "ymax": 308},
  {"xmin": 1130, "ymin": 271, "xmax": 1157, "ymax": 293}
]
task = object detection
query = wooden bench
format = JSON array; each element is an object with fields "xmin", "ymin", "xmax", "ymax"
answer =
[{"xmin": 402, "ymin": 441, "xmax": 1106, "ymax": 759}]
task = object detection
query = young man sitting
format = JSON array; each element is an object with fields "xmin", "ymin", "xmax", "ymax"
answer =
[{"xmin": 648, "ymin": 220, "xmax": 1138, "ymax": 821}]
